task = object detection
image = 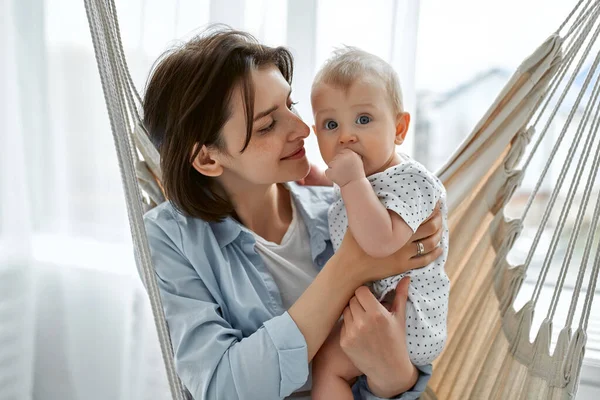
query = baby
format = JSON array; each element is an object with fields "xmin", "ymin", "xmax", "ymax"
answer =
[{"xmin": 310, "ymin": 47, "xmax": 450, "ymax": 399}]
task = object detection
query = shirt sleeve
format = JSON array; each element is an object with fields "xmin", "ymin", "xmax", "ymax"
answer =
[
  {"xmin": 144, "ymin": 215, "xmax": 309, "ymax": 400},
  {"xmin": 371, "ymin": 164, "xmax": 445, "ymax": 233},
  {"xmin": 352, "ymin": 364, "xmax": 433, "ymax": 400}
]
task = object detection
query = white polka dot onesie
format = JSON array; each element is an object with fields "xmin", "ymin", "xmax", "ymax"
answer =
[{"xmin": 328, "ymin": 154, "xmax": 450, "ymax": 366}]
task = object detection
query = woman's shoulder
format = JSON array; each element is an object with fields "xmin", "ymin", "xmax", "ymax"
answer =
[
  {"xmin": 144, "ymin": 201, "xmax": 192, "ymax": 230},
  {"xmin": 143, "ymin": 200, "xmax": 179, "ymax": 223},
  {"xmin": 143, "ymin": 201, "xmax": 213, "ymax": 250}
]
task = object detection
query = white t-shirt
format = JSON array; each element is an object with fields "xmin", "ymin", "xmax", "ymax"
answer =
[
  {"xmin": 328, "ymin": 153, "xmax": 450, "ymax": 366},
  {"xmin": 252, "ymin": 198, "xmax": 319, "ymax": 310},
  {"xmin": 252, "ymin": 198, "xmax": 316, "ymax": 399}
]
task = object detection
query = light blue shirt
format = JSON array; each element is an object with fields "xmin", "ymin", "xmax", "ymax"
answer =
[{"xmin": 143, "ymin": 182, "xmax": 432, "ymax": 400}]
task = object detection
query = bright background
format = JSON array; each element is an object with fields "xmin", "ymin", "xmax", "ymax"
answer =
[{"xmin": 1, "ymin": 0, "xmax": 598, "ymax": 399}]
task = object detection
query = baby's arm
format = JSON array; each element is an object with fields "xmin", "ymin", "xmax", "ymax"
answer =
[
  {"xmin": 340, "ymin": 178, "xmax": 413, "ymax": 258},
  {"xmin": 326, "ymin": 150, "xmax": 441, "ymax": 259}
]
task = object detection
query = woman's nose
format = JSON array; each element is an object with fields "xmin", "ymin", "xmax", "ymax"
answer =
[{"xmin": 287, "ymin": 111, "xmax": 310, "ymax": 140}]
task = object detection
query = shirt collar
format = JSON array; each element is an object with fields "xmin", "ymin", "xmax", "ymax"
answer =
[
  {"xmin": 208, "ymin": 217, "xmax": 242, "ymax": 248},
  {"xmin": 208, "ymin": 182, "xmax": 333, "ymax": 249},
  {"xmin": 287, "ymin": 182, "xmax": 332, "ymax": 243}
]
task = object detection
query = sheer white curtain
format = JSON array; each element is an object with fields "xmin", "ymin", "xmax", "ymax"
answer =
[
  {"xmin": 0, "ymin": 0, "xmax": 420, "ymax": 399},
  {"xmin": 1, "ymin": 1, "xmax": 36, "ymax": 399}
]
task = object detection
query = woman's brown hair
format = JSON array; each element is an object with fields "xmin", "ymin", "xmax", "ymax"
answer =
[{"xmin": 143, "ymin": 26, "xmax": 293, "ymax": 221}]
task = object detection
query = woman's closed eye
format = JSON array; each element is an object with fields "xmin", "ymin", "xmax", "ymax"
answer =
[
  {"xmin": 258, "ymin": 100, "xmax": 298, "ymax": 134},
  {"xmin": 356, "ymin": 115, "xmax": 372, "ymax": 125},
  {"xmin": 258, "ymin": 119, "xmax": 276, "ymax": 134}
]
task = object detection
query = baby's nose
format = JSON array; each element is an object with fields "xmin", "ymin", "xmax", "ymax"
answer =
[{"xmin": 339, "ymin": 131, "xmax": 357, "ymax": 144}]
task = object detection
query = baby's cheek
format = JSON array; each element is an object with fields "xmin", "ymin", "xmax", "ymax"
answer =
[{"xmin": 317, "ymin": 137, "xmax": 336, "ymax": 163}]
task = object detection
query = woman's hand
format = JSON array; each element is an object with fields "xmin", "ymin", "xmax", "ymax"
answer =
[
  {"xmin": 340, "ymin": 278, "xmax": 418, "ymax": 398},
  {"xmin": 336, "ymin": 203, "xmax": 444, "ymax": 285}
]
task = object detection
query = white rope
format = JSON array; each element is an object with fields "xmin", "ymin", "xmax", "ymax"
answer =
[
  {"xmin": 526, "ymin": 2, "xmax": 599, "ymax": 136},
  {"xmin": 107, "ymin": 0, "xmax": 144, "ymax": 113},
  {"xmin": 520, "ymin": 5, "xmax": 600, "ymax": 210},
  {"xmin": 518, "ymin": 11, "xmax": 600, "ymax": 236},
  {"xmin": 521, "ymin": 74, "xmax": 600, "ymax": 291},
  {"xmin": 581, "ymin": 231, "xmax": 600, "ymax": 331},
  {"xmin": 100, "ymin": 0, "xmax": 140, "ymax": 161},
  {"xmin": 560, "ymin": 0, "xmax": 597, "ymax": 38},
  {"xmin": 564, "ymin": 142, "xmax": 600, "ymax": 327},
  {"xmin": 533, "ymin": 56, "xmax": 600, "ymax": 305},
  {"xmin": 528, "ymin": 43, "xmax": 600, "ymax": 304},
  {"xmin": 545, "ymin": 74, "xmax": 600, "ymax": 319},
  {"xmin": 83, "ymin": 1, "xmax": 189, "ymax": 399}
]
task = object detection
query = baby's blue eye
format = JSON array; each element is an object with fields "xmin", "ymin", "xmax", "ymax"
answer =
[
  {"xmin": 356, "ymin": 115, "xmax": 371, "ymax": 125},
  {"xmin": 324, "ymin": 120, "xmax": 338, "ymax": 130}
]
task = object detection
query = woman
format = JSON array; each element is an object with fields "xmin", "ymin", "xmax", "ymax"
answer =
[{"xmin": 142, "ymin": 27, "xmax": 444, "ymax": 400}]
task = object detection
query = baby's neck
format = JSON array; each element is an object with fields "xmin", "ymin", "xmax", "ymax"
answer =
[{"xmin": 372, "ymin": 151, "xmax": 404, "ymax": 175}]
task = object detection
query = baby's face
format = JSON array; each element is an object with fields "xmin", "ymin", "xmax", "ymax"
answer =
[{"xmin": 311, "ymin": 78, "xmax": 406, "ymax": 176}]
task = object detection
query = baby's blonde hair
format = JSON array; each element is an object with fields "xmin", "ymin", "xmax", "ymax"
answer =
[{"xmin": 312, "ymin": 46, "xmax": 404, "ymax": 114}]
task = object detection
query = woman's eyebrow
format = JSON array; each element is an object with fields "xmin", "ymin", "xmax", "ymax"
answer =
[
  {"xmin": 253, "ymin": 88, "xmax": 293, "ymax": 121},
  {"xmin": 254, "ymin": 105, "xmax": 278, "ymax": 121}
]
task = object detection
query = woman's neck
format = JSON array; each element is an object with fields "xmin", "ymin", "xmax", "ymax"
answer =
[{"xmin": 229, "ymin": 182, "xmax": 293, "ymax": 244}]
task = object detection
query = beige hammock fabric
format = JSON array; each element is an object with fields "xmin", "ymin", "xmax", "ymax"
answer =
[
  {"xmin": 423, "ymin": 36, "xmax": 566, "ymax": 399},
  {"xmin": 84, "ymin": 0, "xmax": 599, "ymax": 399},
  {"xmin": 423, "ymin": 2, "xmax": 600, "ymax": 396}
]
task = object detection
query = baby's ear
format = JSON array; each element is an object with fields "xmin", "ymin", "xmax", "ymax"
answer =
[{"xmin": 395, "ymin": 112, "xmax": 411, "ymax": 145}]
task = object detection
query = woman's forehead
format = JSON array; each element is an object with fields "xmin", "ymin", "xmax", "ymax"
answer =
[
  {"xmin": 251, "ymin": 66, "xmax": 291, "ymax": 105},
  {"xmin": 223, "ymin": 66, "xmax": 290, "ymax": 135},
  {"xmin": 228, "ymin": 66, "xmax": 290, "ymax": 121}
]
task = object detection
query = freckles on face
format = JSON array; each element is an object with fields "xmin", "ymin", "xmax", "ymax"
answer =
[{"xmin": 217, "ymin": 66, "xmax": 309, "ymax": 185}]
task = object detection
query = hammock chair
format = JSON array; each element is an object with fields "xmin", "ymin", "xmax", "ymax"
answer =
[{"xmin": 84, "ymin": 0, "xmax": 600, "ymax": 398}]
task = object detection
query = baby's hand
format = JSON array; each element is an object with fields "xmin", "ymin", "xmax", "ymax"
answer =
[{"xmin": 325, "ymin": 149, "xmax": 365, "ymax": 187}]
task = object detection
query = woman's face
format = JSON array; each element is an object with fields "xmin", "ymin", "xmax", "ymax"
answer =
[{"xmin": 212, "ymin": 65, "xmax": 310, "ymax": 190}]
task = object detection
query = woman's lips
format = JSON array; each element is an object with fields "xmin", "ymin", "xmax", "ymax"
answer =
[{"xmin": 281, "ymin": 146, "xmax": 306, "ymax": 160}]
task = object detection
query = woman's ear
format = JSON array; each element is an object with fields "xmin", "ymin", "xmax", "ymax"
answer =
[
  {"xmin": 395, "ymin": 112, "xmax": 411, "ymax": 145},
  {"xmin": 191, "ymin": 144, "xmax": 224, "ymax": 177}
]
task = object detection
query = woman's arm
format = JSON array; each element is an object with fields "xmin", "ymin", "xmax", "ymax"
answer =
[
  {"xmin": 147, "ymin": 220, "xmax": 295, "ymax": 399},
  {"xmin": 288, "ymin": 204, "xmax": 444, "ymax": 362},
  {"xmin": 145, "ymin": 213, "xmax": 421, "ymax": 400},
  {"xmin": 341, "ymin": 178, "xmax": 413, "ymax": 258},
  {"xmin": 288, "ymin": 249, "xmax": 363, "ymax": 361},
  {"xmin": 342, "ymin": 280, "xmax": 420, "ymax": 399},
  {"xmin": 145, "ymin": 204, "xmax": 442, "ymax": 400}
]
